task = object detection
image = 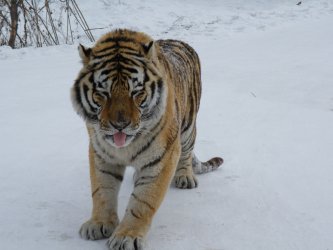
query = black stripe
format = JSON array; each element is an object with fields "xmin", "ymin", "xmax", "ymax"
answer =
[
  {"xmin": 89, "ymin": 73, "xmax": 97, "ymax": 88},
  {"xmin": 92, "ymin": 60, "xmax": 112, "ymax": 71},
  {"xmin": 120, "ymin": 55, "xmax": 143, "ymax": 67},
  {"xmin": 92, "ymin": 139, "xmax": 114, "ymax": 162},
  {"xmin": 179, "ymin": 153, "xmax": 192, "ymax": 163},
  {"xmin": 142, "ymin": 80, "xmax": 163, "ymax": 120},
  {"xmin": 192, "ymin": 67, "xmax": 201, "ymax": 111},
  {"xmin": 176, "ymin": 167, "xmax": 188, "ymax": 172},
  {"xmin": 123, "ymin": 51, "xmax": 143, "ymax": 58},
  {"xmin": 140, "ymin": 128, "xmax": 178, "ymax": 171},
  {"xmin": 166, "ymin": 127, "xmax": 179, "ymax": 147},
  {"xmin": 98, "ymin": 168, "xmax": 123, "ymax": 181},
  {"xmin": 181, "ymin": 95, "xmax": 195, "ymax": 133},
  {"xmin": 134, "ymin": 181, "xmax": 151, "ymax": 187},
  {"xmin": 157, "ymin": 79, "xmax": 163, "ymax": 94},
  {"xmin": 75, "ymin": 70, "xmax": 90, "ymax": 83},
  {"xmin": 91, "ymin": 55, "xmax": 118, "ymax": 68},
  {"xmin": 181, "ymin": 131, "xmax": 195, "ymax": 154},
  {"xmin": 92, "ymin": 187, "xmax": 100, "ymax": 197},
  {"xmin": 100, "ymin": 36, "xmax": 136, "ymax": 44},
  {"xmin": 143, "ymin": 69, "xmax": 150, "ymax": 83},
  {"xmin": 95, "ymin": 44, "xmax": 138, "ymax": 54},
  {"xmin": 94, "ymin": 132, "xmax": 116, "ymax": 160},
  {"xmin": 73, "ymin": 73, "xmax": 97, "ymax": 121},
  {"xmin": 95, "ymin": 45, "xmax": 118, "ymax": 53},
  {"xmin": 74, "ymin": 80, "xmax": 82, "ymax": 109},
  {"xmin": 100, "ymin": 69, "xmax": 112, "ymax": 76},
  {"xmin": 93, "ymin": 51, "xmax": 117, "ymax": 59},
  {"xmin": 140, "ymin": 155, "xmax": 163, "ymax": 171},
  {"xmin": 134, "ymin": 174, "xmax": 160, "ymax": 187},
  {"xmin": 82, "ymin": 84, "xmax": 98, "ymax": 114},
  {"xmin": 149, "ymin": 81, "xmax": 156, "ymax": 101},
  {"xmin": 90, "ymin": 89, "xmax": 103, "ymax": 109},
  {"xmin": 95, "ymin": 51, "xmax": 143, "ymax": 66},
  {"xmin": 134, "ymin": 238, "xmax": 139, "ymax": 250},
  {"xmin": 92, "ymin": 53, "xmax": 143, "ymax": 69},
  {"xmin": 131, "ymin": 90, "xmax": 139, "ymax": 98},
  {"xmin": 131, "ymin": 193, "xmax": 155, "ymax": 211},
  {"xmin": 131, "ymin": 117, "xmax": 165, "ymax": 161},
  {"xmin": 175, "ymin": 98, "xmax": 180, "ymax": 122},
  {"xmin": 139, "ymin": 95, "xmax": 148, "ymax": 108},
  {"xmin": 92, "ymin": 186, "xmax": 115, "ymax": 197},
  {"xmin": 145, "ymin": 63, "xmax": 158, "ymax": 76},
  {"xmin": 121, "ymin": 46, "xmax": 143, "ymax": 53},
  {"xmin": 120, "ymin": 64, "xmax": 138, "ymax": 74},
  {"xmin": 130, "ymin": 209, "xmax": 141, "ymax": 219}
]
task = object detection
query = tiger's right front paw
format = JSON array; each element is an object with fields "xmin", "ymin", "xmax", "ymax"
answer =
[{"xmin": 79, "ymin": 219, "xmax": 118, "ymax": 240}]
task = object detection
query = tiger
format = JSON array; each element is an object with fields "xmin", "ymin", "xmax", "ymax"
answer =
[{"xmin": 71, "ymin": 29, "xmax": 223, "ymax": 250}]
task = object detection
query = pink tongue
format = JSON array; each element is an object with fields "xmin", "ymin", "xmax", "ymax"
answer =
[{"xmin": 113, "ymin": 132, "xmax": 127, "ymax": 147}]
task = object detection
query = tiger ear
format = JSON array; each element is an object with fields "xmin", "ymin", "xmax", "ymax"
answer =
[
  {"xmin": 142, "ymin": 41, "xmax": 155, "ymax": 59},
  {"xmin": 78, "ymin": 44, "xmax": 92, "ymax": 65}
]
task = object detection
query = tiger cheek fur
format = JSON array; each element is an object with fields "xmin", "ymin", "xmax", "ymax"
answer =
[{"xmin": 71, "ymin": 29, "xmax": 223, "ymax": 250}]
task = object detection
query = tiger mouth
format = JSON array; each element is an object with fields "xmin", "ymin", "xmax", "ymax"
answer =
[{"xmin": 104, "ymin": 133, "xmax": 134, "ymax": 147}]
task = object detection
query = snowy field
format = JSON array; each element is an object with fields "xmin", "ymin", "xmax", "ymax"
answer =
[{"xmin": 1, "ymin": 1, "xmax": 333, "ymax": 249}]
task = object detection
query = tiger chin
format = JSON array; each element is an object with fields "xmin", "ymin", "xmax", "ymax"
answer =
[{"xmin": 71, "ymin": 29, "xmax": 223, "ymax": 250}]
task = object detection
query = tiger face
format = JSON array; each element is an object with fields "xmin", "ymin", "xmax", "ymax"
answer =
[{"xmin": 72, "ymin": 33, "xmax": 166, "ymax": 148}]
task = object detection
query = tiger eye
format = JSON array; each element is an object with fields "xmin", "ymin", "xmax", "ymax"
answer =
[
  {"xmin": 92, "ymin": 92, "xmax": 105, "ymax": 106},
  {"xmin": 134, "ymin": 92, "xmax": 147, "ymax": 106}
]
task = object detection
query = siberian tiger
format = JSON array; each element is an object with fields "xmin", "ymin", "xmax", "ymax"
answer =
[{"xmin": 71, "ymin": 29, "xmax": 223, "ymax": 250}]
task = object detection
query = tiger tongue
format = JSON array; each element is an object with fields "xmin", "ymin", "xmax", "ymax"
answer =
[{"xmin": 113, "ymin": 132, "xmax": 127, "ymax": 147}]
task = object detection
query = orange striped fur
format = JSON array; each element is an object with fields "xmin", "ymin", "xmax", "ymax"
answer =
[{"xmin": 71, "ymin": 29, "xmax": 223, "ymax": 249}]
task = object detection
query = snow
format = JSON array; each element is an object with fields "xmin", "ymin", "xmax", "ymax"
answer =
[{"xmin": 1, "ymin": 1, "xmax": 333, "ymax": 249}]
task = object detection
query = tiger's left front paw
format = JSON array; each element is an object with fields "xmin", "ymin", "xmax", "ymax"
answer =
[{"xmin": 107, "ymin": 234, "xmax": 143, "ymax": 250}]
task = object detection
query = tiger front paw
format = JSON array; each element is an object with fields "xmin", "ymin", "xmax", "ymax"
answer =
[
  {"xmin": 174, "ymin": 173, "xmax": 198, "ymax": 189},
  {"xmin": 107, "ymin": 234, "xmax": 143, "ymax": 250},
  {"xmin": 79, "ymin": 219, "xmax": 118, "ymax": 240}
]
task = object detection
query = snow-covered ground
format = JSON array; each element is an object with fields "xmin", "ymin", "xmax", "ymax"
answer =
[{"xmin": 1, "ymin": 1, "xmax": 333, "ymax": 249}]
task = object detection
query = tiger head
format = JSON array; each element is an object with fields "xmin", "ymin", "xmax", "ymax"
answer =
[{"xmin": 71, "ymin": 30, "xmax": 166, "ymax": 148}]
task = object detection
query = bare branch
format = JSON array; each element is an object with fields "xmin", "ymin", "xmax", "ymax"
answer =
[{"xmin": 1, "ymin": 0, "xmax": 95, "ymax": 48}]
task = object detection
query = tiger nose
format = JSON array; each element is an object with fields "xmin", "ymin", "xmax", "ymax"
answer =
[
  {"xmin": 111, "ymin": 112, "xmax": 130, "ymax": 131},
  {"xmin": 110, "ymin": 121, "xmax": 130, "ymax": 131}
]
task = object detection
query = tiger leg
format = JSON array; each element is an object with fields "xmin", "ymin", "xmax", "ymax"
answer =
[
  {"xmin": 107, "ymin": 141, "xmax": 181, "ymax": 249},
  {"xmin": 174, "ymin": 152, "xmax": 198, "ymax": 189},
  {"xmin": 80, "ymin": 144, "xmax": 125, "ymax": 240},
  {"xmin": 174, "ymin": 125, "xmax": 198, "ymax": 189}
]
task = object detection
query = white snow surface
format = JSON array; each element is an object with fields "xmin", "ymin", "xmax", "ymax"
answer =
[{"xmin": 1, "ymin": 1, "xmax": 333, "ymax": 249}]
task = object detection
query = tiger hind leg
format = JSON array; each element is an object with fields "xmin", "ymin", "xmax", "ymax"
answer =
[
  {"xmin": 174, "ymin": 124, "xmax": 199, "ymax": 189},
  {"xmin": 174, "ymin": 124, "xmax": 223, "ymax": 188},
  {"xmin": 174, "ymin": 152, "xmax": 198, "ymax": 189},
  {"xmin": 173, "ymin": 152, "xmax": 224, "ymax": 189}
]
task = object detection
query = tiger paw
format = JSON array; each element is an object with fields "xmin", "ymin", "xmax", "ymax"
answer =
[
  {"xmin": 107, "ymin": 234, "xmax": 143, "ymax": 250},
  {"xmin": 174, "ymin": 173, "xmax": 198, "ymax": 189},
  {"xmin": 79, "ymin": 219, "xmax": 118, "ymax": 240}
]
